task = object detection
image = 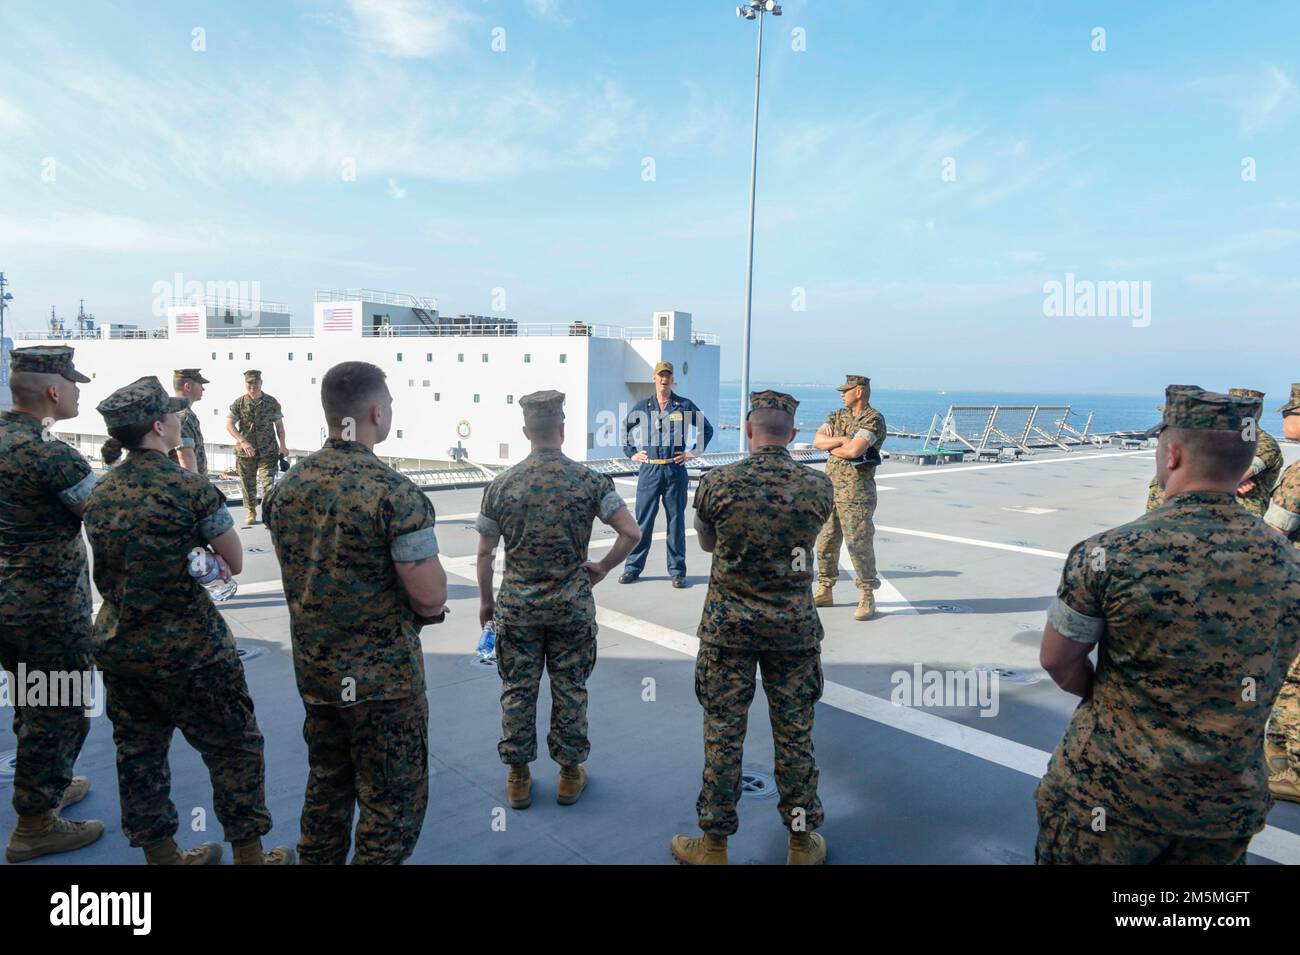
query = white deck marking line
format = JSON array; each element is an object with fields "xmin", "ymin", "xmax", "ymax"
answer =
[
  {"xmin": 875, "ymin": 525, "xmax": 1069, "ymax": 560},
  {"xmin": 192, "ymin": 559, "xmax": 1299, "ymax": 864}
]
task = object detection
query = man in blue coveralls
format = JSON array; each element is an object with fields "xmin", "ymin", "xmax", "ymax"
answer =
[{"xmin": 620, "ymin": 361, "xmax": 714, "ymax": 588}]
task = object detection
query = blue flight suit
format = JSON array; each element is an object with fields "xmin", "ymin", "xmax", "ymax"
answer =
[{"xmin": 622, "ymin": 392, "xmax": 713, "ymax": 578}]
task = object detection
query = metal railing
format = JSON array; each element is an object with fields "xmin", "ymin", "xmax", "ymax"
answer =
[
  {"xmin": 923, "ymin": 405, "xmax": 1093, "ymax": 456},
  {"xmin": 316, "ymin": 288, "xmax": 438, "ymax": 309},
  {"xmin": 16, "ymin": 328, "xmax": 169, "ymax": 341},
  {"xmin": 172, "ymin": 296, "xmax": 290, "ymax": 313},
  {"xmin": 207, "ymin": 327, "xmax": 313, "ymax": 339}
]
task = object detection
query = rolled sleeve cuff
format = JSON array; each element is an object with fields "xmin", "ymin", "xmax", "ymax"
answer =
[
  {"xmin": 198, "ymin": 507, "xmax": 235, "ymax": 542},
  {"xmin": 58, "ymin": 472, "xmax": 98, "ymax": 508},
  {"xmin": 391, "ymin": 525, "xmax": 439, "ymax": 562},
  {"xmin": 180, "ymin": 436, "xmax": 197, "ymax": 449},
  {"xmin": 273, "ymin": 413, "xmax": 284, "ymax": 423},
  {"xmin": 1047, "ymin": 596, "xmax": 1105, "ymax": 644},
  {"xmin": 475, "ymin": 513, "xmax": 501, "ymax": 538},
  {"xmin": 1264, "ymin": 502, "xmax": 1300, "ymax": 534},
  {"xmin": 853, "ymin": 428, "xmax": 875, "ymax": 445},
  {"xmin": 693, "ymin": 513, "xmax": 715, "ymax": 537},
  {"xmin": 598, "ymin": 490, "xmax": 625, "ymax": 523},
  {"xmin": 1250, "ymin": 456, "xmax": 1267, "ymax": 477}
]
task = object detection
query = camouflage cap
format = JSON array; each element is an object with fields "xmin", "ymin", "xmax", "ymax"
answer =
[
  {"xmin": 1228, "ymin": 387, "xmax": 1264, "ymax": 401},
  {"xmin": 174, "ymin": 368, "xmax": 210, "ymax": 385},
  {"xmin": 1277, "ymin": 383, "xmax": 1300, "ymax": 415},
  {"xmin": 98, "ymin": 376, "xmax": 189, "ymax": 429},
  {"xmin": 653, "ymin": 361, "xmax": 674, "ymax": 376},
  {"xmin": 1154, "ymin": 383, "xmax": 1203, "ymax": 413},
  {"xmin": 10, "ymin": 345, "xmax": 91, "ymax": 383},
  {"xmin": 1145, "ymin": 386, "xmax": 1261, "ymax": 438},
  {"xmin": 519, "ymin": 389, "xmax": 565, "ymax": 425},
  {"xmin": 836, "ymin": 374, "xmax": 870, "ymax": 392},
  {"xmin": 243, "ymin": 369, "xmax": 262, "ymax": 382},
  {"xmin": 748, "ymin": 390, "xmax": 798, "ymax": 417}
]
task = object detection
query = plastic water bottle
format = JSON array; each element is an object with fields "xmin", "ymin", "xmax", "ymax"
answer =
[
  {"xmin": 477, "ymin": 620, "xmax": 496, "ymax": 662},
  {"xmin": 187, "ymin": 547, "xmax": 238, "ymax": 603}
]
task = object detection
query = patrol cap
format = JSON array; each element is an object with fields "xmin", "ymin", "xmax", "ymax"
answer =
[
  {"xmin": 244, "ymin": 369, "xmax": 262, "ymax": 382},
  {"xmin": 836, "ymin": 374, "xmax": 870, "ymax": 392},
  {"xmin": 653, "ymin": 361, "xmax": 673, "ymax": 377},
  {"xmin": 747, "ymin": 390, "xmax": 799, "ymax": 417},
  {"xmin": 174, "ymin": 368, "xmax": 210, "ymax": 385},
  {"xmin": 519, "ymin": 389, "xmax": 565, "ymax": 426},
  {"xmin": 98, "ymin": 376, "xmax": 189, "ymax": 429},
  {"xmin": 1144, "ymin": 386, "xmax": 1261, "ymax": 438},
  {"xmin": 1276, "ymin": 383, "xmax": 1300, "ymax": 415},
  {"xmin": 10, "ymin": 345, "xmax": 91, "ymax": 383},
  {"xmin": 1154, "ymin": 383, "xmax": 1203, "ymax": 413},
  {"xmin": 1228, "ymin": 387, "xmax": 1264, "ymax": 401}
]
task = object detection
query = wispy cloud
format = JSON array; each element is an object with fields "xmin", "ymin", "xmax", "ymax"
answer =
[
  {"xmin": 387, "ymin": 178, "xmax": 408, "ymax": 199},
  {"xmin": 344, "ymin": 0, "xmax": 476, "ymax": 58},
  {"xmin": 0, "ymin": 211, "xmax": 263, "ymax": 253}
]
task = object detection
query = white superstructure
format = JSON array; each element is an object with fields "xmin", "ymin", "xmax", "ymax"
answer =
[{"xmin": 8, "ymin": 290, "xmax": 721, "ymax": 470}]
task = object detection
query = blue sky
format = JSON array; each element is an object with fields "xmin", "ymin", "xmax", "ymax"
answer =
[{"xmin": 0, "ymin": 0, "xmax": 1296, "ymax": 394}]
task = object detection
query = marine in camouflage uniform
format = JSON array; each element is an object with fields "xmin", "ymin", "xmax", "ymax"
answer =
[
  {"xmin": 168, "ymin": 368, "xmax": 209, "ymax": 477},
  {"xmin": 1262, "ymin": 382, "xmax": 1300, "ymax": 803},
  {"xmin": 263, "ymin": 407, "xmax": 441, "ymax": 865},
  {"xmin": 228, "ymin": 369, "xmax": 284, "ymax": 524},
  {"xmin": 671, "ymin": 390, "xmax": 835, "ymax": 866},
  {"xmin": 84, "ymin": 377, "xmax": 287, "ymax": 865},
  {"xmin": 476, "ymin": 390, "xmax": 632, "ymax": 808},
  {"xmin": 1036, "ymin": 387, "xmax": 1300, "ymax": 864},
  {"xmin": 814, "ymin": 374, "xmax": 887, "ymax": 621},
  {"xmin": 1, "ymin": 346, "xmax": 105, "ymax": 862},
  {"xmin": 1144, "ymin": 386, "xmax": 1282, "ymax": 515}
]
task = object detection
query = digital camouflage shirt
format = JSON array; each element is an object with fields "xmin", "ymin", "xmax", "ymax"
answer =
[
  {"xmin": 0, "ymin": 410, "xmax": 97, "ymax": 633},
  {"xmin": 1265, "ymin": 461, "xmax": 1300, "ymax": 548},
  {"xmin": 1039, "ymin": 491, "xmax": 1300, "ymax": 839},
  {"xmin": 693, "ymin": 445, "xmax": 835, "ymax": 651},
  {"xmin": 83, "ymin": 449, "xmax": 237, "ymax": 677},
  {"xmin": 821, "ymin": 406, "xmax": 887, "ymax": 502},
  {"xmin": 263, "ymin": 439, "xmax": 440, "ymax": 706},
  {"xmin": 177, "ymin": 407, "xmax": 207, "ymax": 475},
  {"xmin": 476, "ymin": 447, "xmax": 624, "ymax": 626},
  {"xmin": 1239, "ymin": 429, "xmax": 1283, "ymax": 517},
  {"xmin": 229, "ymin": 393, "xmax": 283, "ymax": 458}
]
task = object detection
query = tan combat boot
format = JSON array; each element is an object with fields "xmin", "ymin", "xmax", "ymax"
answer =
[
  {"xmin": 143, "ymin": 836, "xmax": 223, "ymax": 866},
  {"xmin": 854, "ymin": 588, "xmax": 876, "ymax": 621},
  {"xmin": 813, "ymin": 582, "xmax": 833, "ymax": 608},
  {"xmin": 670, "ymin": 832, "xmax": 728, "ymax": 865},
  {"xmin": 5, "ymin": 810, "xmax": 105, "ymax": 863},
  {"xmin": 786, "ymin": 831, "xmax": 827, "ymax": 865},
  {"xmin": 58, "ymin": 775, "xmax": 91, "ymax": 809},
  {"xmin": 506, "ymin": 764, "xmax": 532, "ymax": 809},
  {"xmin": 1271, "ymin": 774, "xmax": 1300, "ymax": 804},
  {"xmin": 243, "ymin": 510, "xmax": 257, "ymax": 527},
  {"xmin": 233, "ymin": 837, "xmax": 296, "ymax": 865},
  {"xmin": 557, "ymin": 765, "xmax": 587, "ymax": 806}
]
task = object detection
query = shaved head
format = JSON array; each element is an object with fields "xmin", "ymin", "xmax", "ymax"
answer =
[
  {"xmin": 1159, "ymin": 427, "xmax": 1255, "ymax": 486},
  {"xmin": 9, "ymin": 370, "xmax": 62, "ymax": 406}
]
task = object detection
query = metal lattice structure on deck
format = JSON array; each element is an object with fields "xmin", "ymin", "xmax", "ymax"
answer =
[{"xmin": 923, "ymin": 405, "xmax": 1094, "ymax": 456}]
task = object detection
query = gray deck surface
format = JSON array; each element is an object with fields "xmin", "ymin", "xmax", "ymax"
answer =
[{"xmin": 5, "ymin": 444, "xmax": 1299, "ymax": 864}]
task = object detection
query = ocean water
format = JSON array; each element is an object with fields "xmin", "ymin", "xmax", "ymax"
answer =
[{"xmin": 714, "ymin": 383, "xmax": 1245, "ymax": 454}]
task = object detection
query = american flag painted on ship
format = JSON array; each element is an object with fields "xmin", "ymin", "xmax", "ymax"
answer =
[
  {"xmin": 174, "ymin": 311, "xmax": 201, "ymax": 333},
  {"xmin": 323, "ymin": 307, "xmax": 354, "ymax": 331}
]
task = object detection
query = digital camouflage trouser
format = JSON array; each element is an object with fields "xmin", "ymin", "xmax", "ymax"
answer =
[
  {"xmin": 0, "ymin": 624, "xmax": 92, "ymax": 817},
  {"xmin": 1267, "ymin": 652, "xmax": 1300, "ymax": 781},
  {"xmin": 236, "ymin": 454, "xmax": 277, "ymax": 518},
  {"xmin": 495, "ymin": 620, "xmax": 598, "ymax": 767},
  {"xmin": 104, "ymin": 655, "xmax": 272, "ymax": 848},
  {"xmin": 299, "ymin": 694, "xmax": 428, "ymax": 865},
  {"xmin": 695, "ymin": 644, "xmax": 824, "ymax": 837},
  {"xmin": 1034, "ymin": 791, "xmax": 1251, "ymax": 864},
  {"xmin": 816, "ymin": 492, "xmax": 880, "ymax": 591}
]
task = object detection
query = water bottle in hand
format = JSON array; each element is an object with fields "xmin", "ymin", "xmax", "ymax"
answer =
[
  {"xmin": 188, "ymin": 547, "xmax": 238, "ymax": 603},
  {"xmin": 477, "ymin": 620, "xmax": 496, "ymax": 663}
]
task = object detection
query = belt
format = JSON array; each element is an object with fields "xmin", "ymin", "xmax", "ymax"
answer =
[{"xmin": 645, "ymin": 458, "xmax": 676, "ymax": 464}]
